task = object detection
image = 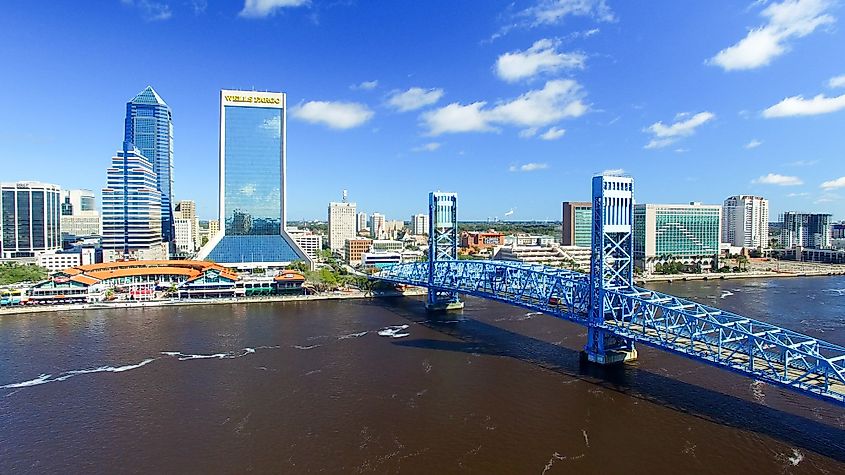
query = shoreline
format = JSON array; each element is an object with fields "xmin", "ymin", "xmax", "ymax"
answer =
[
  {"xmin": 0, "ymin": 288, "xmax": 427, "ymax": 316},
  {"xmin": 637, "ymin": 269, "xmax": 845, "ymax": 284}
]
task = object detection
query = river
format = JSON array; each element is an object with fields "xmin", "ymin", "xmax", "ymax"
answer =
[{"xmin": 1, "ymin": 276, "xmax": 844, "ymax": 473}]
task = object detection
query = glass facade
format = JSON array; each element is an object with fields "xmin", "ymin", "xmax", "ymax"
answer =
[
  {"xmin": 202, "ymin": 91, "xmax": 308, "ymax": 267},
  {"xmin": 125, "ymin": 86, "xmax": 174, "ymax": 243},
  {"xmin": 0, "ymin": 182, "xmax": 61, "ymax": 258},
  {"xmin": 223, "ymin": 106, "xmax": 282, "ymax": 235},
  {"xmin": 573, "ymin": 206, "xmax": 592, "ymax": 247},
  {"xmin": 654, "ymin": 207, "xmax": 720, "ymax": 256}
]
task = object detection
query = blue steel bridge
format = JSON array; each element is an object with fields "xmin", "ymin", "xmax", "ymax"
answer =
[{"xmin": 373, "ymin": 176, "xmax": 845, "ymax": 407}]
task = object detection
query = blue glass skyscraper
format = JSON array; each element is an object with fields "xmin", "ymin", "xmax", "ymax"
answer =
[
  {"xmin": 124, "ymin": 86, "xmax": 174, "ymax": 245},
  {"xmin": 197, "ymin": 89, "xmax": 310, "ymax": 268}
]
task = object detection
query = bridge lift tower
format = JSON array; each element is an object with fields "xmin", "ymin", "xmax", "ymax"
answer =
[
  {"xmin": 584, "ymin": 174, "xmax": 638, "ymax": 364},
  {"xmin": 427, "ymin": 192, "xmax": 464, "ymax": 311}
]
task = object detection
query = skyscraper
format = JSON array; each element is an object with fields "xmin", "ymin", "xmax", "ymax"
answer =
[
  {"xmin": 633, "ymin": 202, "xmax": 722, "ymax": 272},
  {"xmin": 722, "ymin": 195, "xmax": 769, "ymax": 249},
  {"xmin": 329, "ymin": 200, "xmax": 357, "ymax": 252},
  {"xmin": 411, "ymin": 213, "xmax": 428, "ymax": 235},
  {"xmin": 370, "ymin": 212, "xmax": 385, "ymax": 239},
  {"xmin": 101, "ymin": 147, "xmax": 167, "ymax": 262},
  {"xmin": 781, "ymin": 212, "xmax": 832, "ymax": 249},
  {"xmin": 0, "ymin": 181, "xmax": 62, "ymax": 259},
  {"xmin": 125, "ymin": 86, "xmax": 174, "ymax": 244},
  {"xmin": 198, "ymin": 90, "xmax": 311, "ymax": 268},
  {"xmin": 561, "ymin": 201, "xmax": 592, "ymax": 247},
  {"xmin": 357, "ymin": 211, "xmax": 368, "ymax": 234}
]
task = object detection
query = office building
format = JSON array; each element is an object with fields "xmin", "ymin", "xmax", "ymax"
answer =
[
  {"xmin": 411, "ymin": 213, "xmax": 428, "ymax": 235},
  {"xmin": 208, "ymin": 219, "xmax": 220, "ymax": 237},
  {"xmin": 357, "ymin": 212, "xmax": 368, "ymax": 234},
  {"xmin": 287, "ymin": 226, "xmax": 322, "ymax": 260},
  {"xmin": 370, "ymin": 212, "xmax": 385, "ymax": 239},
  {"xmin": 371, "ymin": 239, "xmax": 403, "ymax": 252},
  {"xmin": 329, "ymin": 200, "xmax": 357, "ymax": 252},
  {"xmin": 494, "ymin": 244, "xmax": 591, "ymax": 270},
  {"xmin": 561, "ymin": 201, "xmax": 592, "ymax": 247},
  {"xmin": 198, "ymin": 90, "xmax": 311, "ymax": 269},
  {"xmin": 101, "ymin": 147, "xmax": 168, "ymax": 262},
  {"xmin": 345, "ymin": 238, "xmax": 372, "ymax": 265},
  {"xmin": 174, "ymin": 218, "xmax": 197, "ymax": 254},
  {"xmin": 0, "ymin": 181, "xmax": 62, "ymax": 259},
  {"xmin": 125, "ymin": 86, "xmax": 175, "ymax": 243},
  {"xmin": 780, "ymin": 212, "xmax": 832, "ymax": 249},
  {"xmin": 36, "ymin": 247, "xmax": 97, "ymax": 272},
  {"xmin": 460, "ymin": 230, "xmax": 505, "ymax": 249},
  {"xmin": 722, "ymin": 195, "xmax": 769, "ymax": 249},
  {"xmin": 60, "ymin": 189, "xmax": 101, "ymax": 237},
  {"xmin": 174, "ymin": 200, "xmax": 200, "ymax": 249},
  {"xmin": 634, "ymin": 202, "xmax": 722, "ymax": 272}
]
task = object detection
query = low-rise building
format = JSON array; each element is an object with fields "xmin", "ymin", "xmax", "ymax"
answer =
[
  {"xmin": 287, "ymin": 226, "xmax": 322, "ymax": 261},
  {"xmin": 494, "ymin": 245, "xmax": 591, "ymax": 271},
  {"xmin": 371, "ymin": 239, "xmax": 403, "ymax": 252},
  {"xmin": 345, "ymin": 238, "xmax": 372, "ymax": 265},
  {"xmin": 460, "ymin": 230, "xmax": 505, "ymax": 249},
  {"xmin": 36, "ymin": 247, "xmax": 97, "ymax": 272},
  {"xmin": 361, "ymin": 251, "xmax": 402, "ymax": 268}
]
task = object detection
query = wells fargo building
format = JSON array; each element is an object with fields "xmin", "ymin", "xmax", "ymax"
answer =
[{"xmin": 198, "ymin": 90, "xmax": 310, "ymax": 268}]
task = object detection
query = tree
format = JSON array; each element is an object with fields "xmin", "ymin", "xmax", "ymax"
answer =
[{"xmin": 0, "ymin": 263, "xmax": 48, "ymax": 285}]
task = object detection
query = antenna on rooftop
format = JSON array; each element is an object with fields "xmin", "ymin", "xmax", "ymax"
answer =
[{"xmin": 342, "ymin": 189, "xmax": 348, "ymax": 203}]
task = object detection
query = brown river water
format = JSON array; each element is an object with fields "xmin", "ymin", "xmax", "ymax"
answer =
[{"xmin": 1, "ymin": 276, "xmax": 844, "ymax": 473}]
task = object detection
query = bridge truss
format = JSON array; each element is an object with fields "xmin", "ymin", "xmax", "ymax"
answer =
[{"xmin": 375, "ymin": 259, "xmax": 845, "ymax": 405}]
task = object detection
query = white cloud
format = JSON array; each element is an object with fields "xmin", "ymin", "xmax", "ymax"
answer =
[
  {"xmin": 122, "ymin": 0, "xmax": 172, "ymax": 20},
  {"xmin": 509, "ymin": 162, "xmax": 549, "ymax": 172},
  {"xmin": 519, "ymin": 127, "xmax": 539, "ymax": 138},
  {"xmin": 829, "ymin": 74, "xmax": 845, "ymax": 88},
  {"xmin": 351, "ymin": 80, "xmax": 378, "ymax": 91},
  {"xmin": 708, "ymin": 0, "xmax": 836, "ymax": 71},
  {"xmin": 387, "ymin": 87, "xmax": 444, "ymax": 112},
  {"xmin": 240, "ymin": 0, "xmax": 308, "ymax": 18},
  {"xmin": 421, "ymin": 102, "xmax": 493, "ymax": 135},
  {"xmin": 292, "ymin": 101, "xmax": 373, "ymax": 129},
  {"xmin": 522, "ymin": 0, "xmax": 615, "ymax": 26},
  {"xmin": 261, "ymin": 116, "xmax": 281, "ymax": 138},
  {"xmin": 602, "ymin": 168, "xmax": 625, "ymax": 175},
  {"xmin": 540, "ymin": 126, "xmax": 566, "ymax": 140},
  {"xmin": 785, "ymin": 159, "xmax": 819, "ymax": 166},
  {"xmin": 495, "ymin": 39, "xmax": 586, "ymax": 82},
  {"xmin": 643, "ymin": 111, "xmax": 715, "ymax": 149},
  {"xmin": 820, "ymin": 176, "xmax": 845, "ymax": 189},
  {"xmin": 786, "ymin": 192, "xmax": 810, "ymax": 197},
  {"xmin": 745, "ymin": 139, "xmax": 763, "ymax": 149},
  {"xmin": 412, "ymin": 142, "xmax": 441, "ymax": 152},
  {"xmin": 422, "ymin": 79, "xmax": 587, "ymax": 135},
  {"xmin": 674, "ymin": 148, "xmax": 690, "ymax": 153},
  {"xmin": 752, "ymin": 173, "xmax": 803, "ymax": 185},
  {"xmin": 762, "ymin": 93, "xmax": 845, "ymax": 117},
  {"xmin": 240, "ymin": 184, "xmax": 256, "ymax": 195}
]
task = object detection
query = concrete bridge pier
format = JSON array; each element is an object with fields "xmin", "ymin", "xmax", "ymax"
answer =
[{"xmin": 582, "ymin": 327, "xmax": 637, "ymax": 364}]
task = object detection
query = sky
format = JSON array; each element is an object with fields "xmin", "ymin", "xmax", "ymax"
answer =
[{"xmin": 1, "ymin": 0, "xmax": 844, "ymax": 222}]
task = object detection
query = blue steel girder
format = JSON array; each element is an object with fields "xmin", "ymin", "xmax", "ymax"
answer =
[
  {"xmin": 602, "ymin": 286, "xmax": 845, "ymax": 404},
  {"xmin": 373, "ymin": 259, "xmax": 845, "ymax": 406},
  {"xmin": 375, "ymin": 260, "xmax": 590, "ymax": 325}
]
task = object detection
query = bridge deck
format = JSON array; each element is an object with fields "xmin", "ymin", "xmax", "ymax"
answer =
[{"xmin": 374, "ymin": 260, "xmax": 845, "ymax": 406}]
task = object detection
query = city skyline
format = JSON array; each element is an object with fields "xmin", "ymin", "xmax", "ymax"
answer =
[{"xmin": 1, "ymin": 1, "xmax": 844, "ymax": 221}]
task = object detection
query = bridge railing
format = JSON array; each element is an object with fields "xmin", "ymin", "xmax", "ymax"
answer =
[
  {"xmin": 603, "ymin": 287, "xmax": 845, "ymax": 403},
  {"xmin": 376, "ymin": 260, "xmax": 591, "ymax": 324}
]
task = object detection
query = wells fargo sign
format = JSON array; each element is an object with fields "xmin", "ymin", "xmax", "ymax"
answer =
[{"xmin": 224, "ymin": 95, "xmax": 281, "ymax": 104}]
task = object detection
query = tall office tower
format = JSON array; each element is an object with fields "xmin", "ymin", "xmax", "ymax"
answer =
[
  {"xmin": 781, "ymin": 212, "xmax": 832, "ymax": 249},
  {"xmin": 722, "ymin": 195, "xmax": 769, "ymax": 249},
  {"xmin": 60, "ymin": 189, "xmax": 101, "ymax": 237},
  {"xmin": 125, "ymin": 86, "xmax": 174, "ymax": 244},
  {"xmin": 370, "ymin": 212, "xmax": 385, "ymax": 239},
  {"xmin": 633, "ymin": 202, "xmax": 722, "ymax": 272},
  {"xmin": 174, "ymin": 200, "xmax": 200, "ymax": 249},
  {"xmin": 329, "ymin": 200, "xmax": 357, "ymax": 252},
  {"xmin": 0, "ymin": 181, "xmax": 62, "ymax": 259},
  {"xmin": 561, "ymin": 201, "xmax": 592, "ymax": 247},
  {"xmin": 411, "ymin": 213, "xmax": 428, "ymax": 235},
  {"xmin": 198, "ymin": 90, "xmax": 310, "ymax": 268},
  {"xmin": 357, "ymin": 211, "xmax": 368, "ymax": 234},
  {"xmin": 101, "ymin": 147, "xmax": 167, "ymax": 262}
]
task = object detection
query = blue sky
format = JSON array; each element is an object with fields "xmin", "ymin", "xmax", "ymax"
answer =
[{"xmin": 1, "ymin": 0, "xmax": 844, "ymax": 221}]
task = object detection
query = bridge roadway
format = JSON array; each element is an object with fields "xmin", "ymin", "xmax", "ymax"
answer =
[{"xmin": 374, "ymin": 259, "xmax": 845, "ymax": 406}]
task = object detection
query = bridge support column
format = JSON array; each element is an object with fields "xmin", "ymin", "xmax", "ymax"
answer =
[
  {"xmin": 584, "ymin": 174, "xmax": 637, "ymax": 365},
  {"xmin": 426, "ymin": 192, "xmax": 463, "ymax": 313},
  {"xmin": 582, "ymin": 328, "xmax": 637, "ymax": 364}
]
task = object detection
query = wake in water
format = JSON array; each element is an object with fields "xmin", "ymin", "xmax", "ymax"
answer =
[
  {"xmin": 1, "ymin": 358, "xmax": 156, "ymax": 389},
  {"xmin": 160, "ymin": 348, "xmax": 255, "ymax": 360},
  {"xmin": 822, "ymin": 288, "xmax": 845, "ymax": 296},
  {"xmin": 378, "ymin": 325, "xmax": 410, "ymax": 338}
]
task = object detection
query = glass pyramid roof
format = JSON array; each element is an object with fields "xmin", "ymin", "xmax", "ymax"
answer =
[{"xmin": 130, "ymin": 86, "xmax": 168, "ymax": 106}]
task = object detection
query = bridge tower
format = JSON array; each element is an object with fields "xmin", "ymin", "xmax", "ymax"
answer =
[
  {"xmin": 426, "ymin": 192, "xmax": 464, "ymax": 311},
  {"xmin": 584, "ymin": 174, "xmax": 638, "ymax": 364}
]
